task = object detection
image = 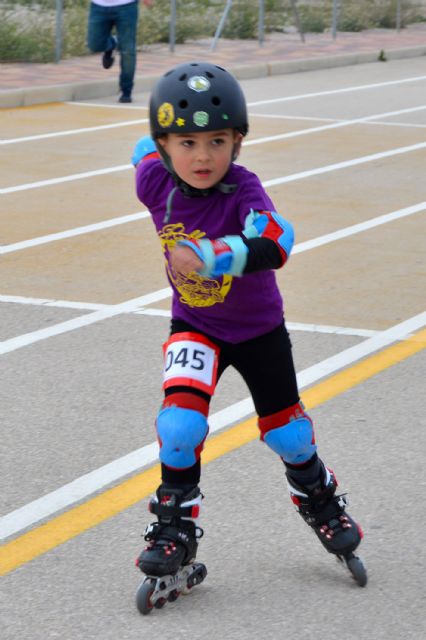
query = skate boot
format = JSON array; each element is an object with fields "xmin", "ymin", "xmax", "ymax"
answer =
[
  {"xmin": 135, "ymin": 485, "xmax": 207, "ymax": 614},
  {"xmin": 286, "ymin": 466, "xmax": 367, "ymax": 586}
]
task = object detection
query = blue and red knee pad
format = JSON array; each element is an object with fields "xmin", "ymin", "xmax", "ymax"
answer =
[
  {"xmin": 156, "ymin": 392, "xmax": 209, "ymax": 469},
  {"xmin": 157, "ymin": 331, "xmax": 219, "ymax": 469},
  {"xmin": 258, "ymin": 402, "xmax": 316, "ymax": 464},
  {"xmin": 157, "ymin": 397, "xmax": 316, "ymax": 468}
]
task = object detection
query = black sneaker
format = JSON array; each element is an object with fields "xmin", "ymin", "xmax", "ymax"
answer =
[
  {"xmin": 118, "ymin": 94, "xmax": 132, "ymax": 103},
  {"xmin": 102, "ymin": 36, "xmax": 117, "ymax": 69}
]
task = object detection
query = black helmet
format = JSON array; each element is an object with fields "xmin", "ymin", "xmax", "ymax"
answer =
[{"xmin": 149, "ymin": 61, "xmax": 249, "ymax": 139}]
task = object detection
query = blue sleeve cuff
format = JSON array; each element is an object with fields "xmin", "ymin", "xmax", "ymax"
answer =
[{"xmin": 220, "ymin": 235, "xmax": 248, "ymax": 276}]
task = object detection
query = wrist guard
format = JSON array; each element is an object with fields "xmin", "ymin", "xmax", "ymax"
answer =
[{"xmin": 178, "ymin": 236, "xmax": 248, "ymax": 277}]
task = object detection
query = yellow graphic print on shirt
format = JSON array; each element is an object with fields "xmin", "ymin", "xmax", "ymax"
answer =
[{"xmin": 159, "ymin": 223, "xmax": 232, "ymax": 308}]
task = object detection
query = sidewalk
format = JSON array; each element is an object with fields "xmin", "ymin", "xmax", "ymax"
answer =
[{"xmin": 1, "ymin": 23, "xmax": 425, "ymax": 108}]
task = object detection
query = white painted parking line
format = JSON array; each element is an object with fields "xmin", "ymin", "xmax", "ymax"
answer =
[
  {"xmin": 0, "ymin": 211, "xmax": 150, "ymax": 254},
  {"xmin": 378, "ymin": 121, "xmax": 426, "ymax": 129},
  {"xmin": 69, "ymin": 75, "xmax": 426, "ymax": 110},
  {"xmin": 0, "ymin": 294, "xmax": 104, "ymax": 311},
  {"xmin": 0, "ymin": 119, "xmax": 149, "ymax": 145},
  {"xmin": 263, "ymin": 142, "xmax": 426, "ymax": 188},
  {"xmin": 245, "ymin": 105, "xmax": 426, "ymax": 146},
  {"xmin": 249, "ymin": 113, "xmax": 339, "ymax": 123},
  {"xmin": 0, "ymin": 295, "xmax": 378, "ymax": 337},
  {"xmin": 1, "ymin": 310, "xmax": 424, "ymax": 541},
  {"xmin": 135, "ymin": 308, "xmax": 378, "ymax": 337},
  {"xmin": 0, "ymin": 164, "xmax": 130, "ymax": 195},
  {"xmin": 251, "ymin": 113, "xmax": 426, "ymax": 130},
  {"xmin": 292, "ymin": 202, "xmax": 426, "ymax": 253},
  {"xmin": 68, "ymin": 101, "xmax": 149, "ymax": 110},
  {"xmin": 285, "ymin": 322, "xmax": 377, "ymax": 337},
  {"xmin": 2, "ymin": 139, "xmax": 423, "ymax": 195},
  {"xmin": 3, "ymin": 74, "xmax": 425, "ymax": 144},
  {"xmin": 0, "ymin": 289, "xmax": 171, "ymax": 356},
  {"xmin": 1, "ymin": 201, "xmax": 424, "ymax": 354},
  {"xmin": 247, "ymin": 74, "xmax": 426, "ymax": 107},
  {"xmin": 299, "ymin": 312, "xmax": 426, "ymax": 388},
  {"xmin": 1, "ymin": 193, "xmax": 423, "ymax": 255},
  {"xmin": 1, "ymin": 101, "xmax": 425, "ymax": 194}
]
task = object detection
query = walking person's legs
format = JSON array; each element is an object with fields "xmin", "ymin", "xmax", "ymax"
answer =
[
  {"xmin": 116, "ymin": 1, "xmax": 139, "ymax": 102},
  {"xmin": 87, "ymin": 3, "xmax": 115, "ymax": 55}
]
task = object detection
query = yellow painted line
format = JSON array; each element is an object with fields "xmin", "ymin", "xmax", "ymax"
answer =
[{"xmin": 1, "ymin": 328, "xmax": 425, "ymax": 577}]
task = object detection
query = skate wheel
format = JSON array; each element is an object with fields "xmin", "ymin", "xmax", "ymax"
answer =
[
  {"xmin": 154, "ymin": 597, "xmax": 167, "ymax": 609},
  {"xmin": 167, "ymin": 589, "xmax": 180, "ymax": 602},
  {"xmin": 347, "ymin": 556, "xmax": 367, "ymax": 587},
  {"xmin": 136, "ymin": 580, "xmax": 155, "ymax": 615}
]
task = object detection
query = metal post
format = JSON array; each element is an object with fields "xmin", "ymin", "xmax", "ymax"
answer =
[
  {"xmin": 55, "ymin": 0, "xmax": 63, "ymax": 63},
  {"xmin": 258, "ymin": 0, "xmax": 264, "ymax": 47},
  {"xmin": 332, "ymin": 0, "xmax": 339, "ymax": 40},
  {"xmin": 396, "ymin": 0, "xmax": 402, "ymax": 33},
  {"xmin": 169, "ymin": 0, "xmax": 176, "ymax": 52},
  {"xmin": 290, "ymin": 0, "xmax": 305, "ymax": 43},
  {"xmin": 211, "ymin": 0, "xmax": 233, "ymax": 51}
]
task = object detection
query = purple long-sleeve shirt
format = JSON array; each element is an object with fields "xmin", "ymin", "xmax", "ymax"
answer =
[{"xmin": 136, "ymin": 159, "xmax": 284, "ymax": 343}]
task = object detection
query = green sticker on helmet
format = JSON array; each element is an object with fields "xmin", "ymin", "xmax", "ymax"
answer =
[{"xmin": 193, "ymin": 111, "xmax": 209, "ymax": 127}]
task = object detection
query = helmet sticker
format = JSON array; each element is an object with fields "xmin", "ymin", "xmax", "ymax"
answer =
[
  {"xmin": 188, "ymin": 76, "xmax": 211, "ymax": 92},
  {"xmin": 176, "ymin": 117, "xmax": 186, "ymax": 127},
  {"xmin": 193, "ymin": 111, "xmax": 209, "ymax": 127},
  {"xmin": 157, "ymin": 102, "xmax": 175, "ymax": 128}
]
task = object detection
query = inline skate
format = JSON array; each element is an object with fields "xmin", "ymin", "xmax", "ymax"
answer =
[
  {"xmin": 286, "ymin": 466, "xmax": 367, "ymax": 586},
  {"xmin": 135, "ymin": 484, "xmax": 207, "ymax": 614}
]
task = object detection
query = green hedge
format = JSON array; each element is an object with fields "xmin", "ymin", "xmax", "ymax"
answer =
[{"xmin": 0, "ymin": 0, "xmax": 424, "ymax": 63}]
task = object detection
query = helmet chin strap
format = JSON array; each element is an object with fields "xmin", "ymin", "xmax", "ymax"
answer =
[{"xmin": 157, "ymin": 144, "xmax": 238, "ymax": 224}]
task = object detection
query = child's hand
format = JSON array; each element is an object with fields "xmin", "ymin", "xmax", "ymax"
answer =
[{"xmin": 170, "ymin": 245, "xmax": 204, "ymax": 275}]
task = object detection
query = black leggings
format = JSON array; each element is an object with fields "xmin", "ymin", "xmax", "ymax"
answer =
[{"xmin": 162, "ymin": 318, "xmax": 300, "ymax": 486}]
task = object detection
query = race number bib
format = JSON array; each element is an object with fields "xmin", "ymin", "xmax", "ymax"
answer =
[{"xmin": 162, "ymin": 332, "xmax": 219, "ymax": 395}]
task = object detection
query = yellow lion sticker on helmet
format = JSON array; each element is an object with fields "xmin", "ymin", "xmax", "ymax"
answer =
[{"xmin": 157, "ymin": 102, "xmax": 175, "ymax": 128}]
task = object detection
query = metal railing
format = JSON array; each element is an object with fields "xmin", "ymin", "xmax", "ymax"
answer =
[{"xmin": 48, "ymin": 0, "xmax": 420, "ymax": 63}]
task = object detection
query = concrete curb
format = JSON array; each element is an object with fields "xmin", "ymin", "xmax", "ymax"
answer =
[
  {"xmin": 267, "ymin": 45, "xmax": 426, "ymax": 76},
  {"xmin": 1, "ymin": 45, "xmax": 425, "ymax": 108}
]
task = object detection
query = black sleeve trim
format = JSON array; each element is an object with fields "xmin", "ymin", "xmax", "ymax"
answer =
[{"xmin": 243, "ymin": 237, "xmax": 283, "ymax": 273}]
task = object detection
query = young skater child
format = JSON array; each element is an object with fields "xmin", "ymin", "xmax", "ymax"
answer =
[{"xmin": 132, "ymin": 62, "xmax": 364, "ymax": 586}]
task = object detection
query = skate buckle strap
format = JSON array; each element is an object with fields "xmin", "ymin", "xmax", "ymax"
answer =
[
  {"xmin": 143, "ymin": 521, "xmax": 190, "ymax": 544},
  {"xmin": 149, "ymin": 500, "xmax": 199, "ymax": 519},
  {"xmin": 143, "ymin": 522, "xmax": 160, "ymax": 540},
  {"xmin": 337, "ymin": 494, "xmax": 349, "ymax": 509},
  {"xmin": 143, "ymin": 521, "xmax": 202, "ymax": 554}
]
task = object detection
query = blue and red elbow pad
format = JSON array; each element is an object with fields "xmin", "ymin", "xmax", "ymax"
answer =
[
  {"xmin": 131, "ymin": 135, "xmax": 160, "ymax": 166},
  {"xmin": 177, "ymin": 209, "xmax": 294, "ymax": 278},
  {"xmin": 243, "ymin": 209, "xmax": 294, "ymax": 265}
]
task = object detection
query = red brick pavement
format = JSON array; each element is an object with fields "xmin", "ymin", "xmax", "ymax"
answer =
[{"xmin": 1, "ymin": 24, "xmax": 425, "ymax": 92}]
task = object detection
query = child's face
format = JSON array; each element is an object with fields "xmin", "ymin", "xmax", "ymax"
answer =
[{"xmin": 158, "ymin": 129, "xmax": 242, "ymax": 190}]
